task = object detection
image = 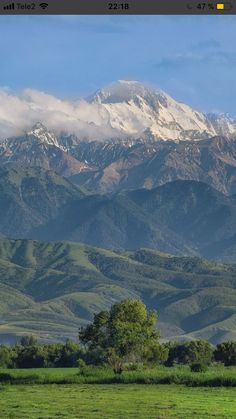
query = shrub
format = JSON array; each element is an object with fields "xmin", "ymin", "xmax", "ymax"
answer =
[
  {"xmin": 166, "ymin": 340, "xmax": 213, "ymax": 366},
  {"xmin": 190, "ymin": 362, "xmax": 208, "ymax": 373},
  {"xmin": 15, "ymin": 345, "xmax": 47, "ymax": 368},
  {"xmin": 77, "ymin": 359, "xmax": 88, "ymax": 376},
  {"xmin": 0, "ymin": 373, "xmax": 12, "ymax": 382},
  {"xmin": 0, "ymin": 346, "xmax": 15, "ymax": 368},
  {"xmin": 214, "ymin": 342, "xmax": 236, "ymax": 366},
  {"xmin": 125, "ymin": 363, "xmax": 144, "ymax": 371}
]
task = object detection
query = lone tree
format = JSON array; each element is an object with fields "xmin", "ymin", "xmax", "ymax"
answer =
[{"xmin": 79, "ymin": 299, "xmax": 161, "ymax": 373}]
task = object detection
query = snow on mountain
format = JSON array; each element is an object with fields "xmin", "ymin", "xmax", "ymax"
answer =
[
  {"xmin": 0, "ymin": 81, "xmax": 236, "ymax": 143},
  {"xmin": 26, "ymin": 123, "xmax": 66, "ymax": 150},
  {"xmin": 88, "ymin": 80, "xmax": 236, "ymax": 141},
  {"xmin": 0, "ymin": 122, "xmax": 90, "ymax": 177}
]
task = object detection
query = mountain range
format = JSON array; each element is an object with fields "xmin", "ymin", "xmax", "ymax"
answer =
[
  {"xmin": 2, "ymin": 123, "xmax": 236, "ymax": 196},
  {"xmin": 1, "ymin": 81, "xmax": 236, "ymax": 196},
  {"xmin": 2, "ymin": 80, "xmax": 236, "ymax": 143},
  {"xmin": 0, "ymin": 165, "xmax": 236, "ymax": 262},
  {"xmin": 69, "ymin": 134, "xmax": 236, "ymax": 195},
  {"xmin": 1, "ymin": 80, "xmax": 236, "ymax": 343}
]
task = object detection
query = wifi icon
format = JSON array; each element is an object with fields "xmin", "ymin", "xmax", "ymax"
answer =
[{"xmin": 40, "ymin": 2, "xmax": 48, "ymax": 9}]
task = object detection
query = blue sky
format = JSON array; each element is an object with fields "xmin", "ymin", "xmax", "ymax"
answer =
[{"xmin": 0, "ymin": 15, "xmax": 236, "ymax": 115}]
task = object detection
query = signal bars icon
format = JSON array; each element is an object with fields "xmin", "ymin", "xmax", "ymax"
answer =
[
  {"xmin": 3, "ymin": 2, "xmax": 15, "ymax": 9},
  {"xmin": 3, "ymin": 2, "xmax": 49, "ymax": 11}
]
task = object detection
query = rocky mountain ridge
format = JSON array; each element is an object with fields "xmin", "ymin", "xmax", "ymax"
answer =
[
  {"xmin": 1, "ymin": 165, "xmax": 236, "ymax": 262},
  {"xmin": 2, "ymin": 122, "xmax": 236, "ymax": 195}
]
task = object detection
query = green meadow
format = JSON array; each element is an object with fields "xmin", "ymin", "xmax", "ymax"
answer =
[
  {"xmin": 0, "ymin": 366, "xmax": 236, "ymax": 418},
  {"xmin": 1, "ymin": 365, "xmax": 236, "ymax": 386},
  {"xmin": 0, "ymin": 383, "xmax": 235, "ymax": 418}
]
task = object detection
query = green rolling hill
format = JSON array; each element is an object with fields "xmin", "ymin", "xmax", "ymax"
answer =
[{"xmin": 0, "ymin": 238, "xmax": 236, "ymax": 344}]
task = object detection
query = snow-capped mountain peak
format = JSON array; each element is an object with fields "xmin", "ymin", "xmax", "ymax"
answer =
[
  {"xmin": 88, "ymin": 80, "xmax": 161, "ymax": 105},
  {"xmin": 88, "ymin": 80, "xmax": 236, "ymax": 141},
  {"xmin": 26, "ymin": 123, "xmax": 67, "ymax": 150},
  {"xmin": 0, "ymin": 81, "xmax": 235, "ymax": 144}
]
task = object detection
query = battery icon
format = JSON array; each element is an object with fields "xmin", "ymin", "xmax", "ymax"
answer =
[{"xmin": 216, "ymin": 3, "xmax": 233, "ymax": 9}]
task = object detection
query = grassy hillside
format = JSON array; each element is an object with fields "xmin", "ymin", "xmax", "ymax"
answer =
[{"xmin": 0, "ymin": 239, "xmax": 236, "ymax": 344}]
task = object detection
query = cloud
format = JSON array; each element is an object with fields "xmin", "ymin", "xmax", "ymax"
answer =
[
  {"xmin": 156, "ymin": 51, "xmax": 236, "ymax": 69},
  {"xmin": 0, "ymin": 89, "xmax": 121, "ymax": 141}
]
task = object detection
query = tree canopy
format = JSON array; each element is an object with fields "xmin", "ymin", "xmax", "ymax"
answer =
[
  {"xmin": 79, "ymin": 299, "xmax": 161, "ymax": 371},
  {"xmin": 214, "ymin": 341, "xmax": 236, "ymax": 366}
]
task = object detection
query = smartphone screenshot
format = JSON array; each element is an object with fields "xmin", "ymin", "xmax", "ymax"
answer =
[{"xmin": 0, "ymin": 1, "xmax": 235, "ymax": 417}]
